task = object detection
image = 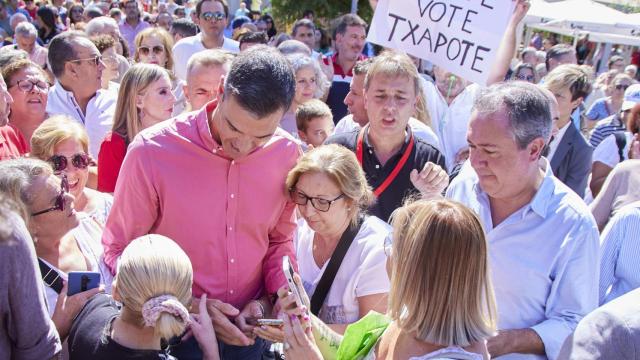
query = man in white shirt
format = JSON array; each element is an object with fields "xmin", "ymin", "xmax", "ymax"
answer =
[
  {"xmin": 334, "ymin": 58, "xmax": 441, "ymax": 151},
  {"xmin": 172, "ymin": 0, "xmax": 239, "ymax": 81},
  {"xmin": 447, "ymin": 82, "xmax": 599, "ymax": 360},
  {"xmin": 45, "ymin": 32, "xmax": 117, "ymax": 158}
]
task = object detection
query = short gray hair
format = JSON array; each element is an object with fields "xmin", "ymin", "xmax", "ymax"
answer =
[
  {"xmin": 85, "ymin": 16, "xmax": 118, "ymax": 37},
  {"xmin": 9, "ymin": 12, "xmax": 27, "ymax": 30},
  {"xmin": 285, "ymin": 53, "xmax": 330, "ymax": 99},
  {"xmin": 0, "ymin": 158, "xmax": 53, "ymax": 214},
  {"xmin": 473, "ymin": 82, "xmax": 552, "ymax": 149},
  {"xmin": 186, "ymin": 49, "xmax": 233, "ymax": 78},
  {"xmin": 14, "ymin": 21, "xmax": 37, "ymax": 39},
  {"xmin": 277, "ymin": 39, "xmax": 310, "ymax": 56}
]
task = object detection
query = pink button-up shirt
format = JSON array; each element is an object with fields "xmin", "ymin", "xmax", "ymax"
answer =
[
  {"xmin": 102, "ymin": 102, "xmax": 300, "ymax": 309},
  {"xmin": 119, "ymin": 19, "xmax": 150, "ymax": 57}
]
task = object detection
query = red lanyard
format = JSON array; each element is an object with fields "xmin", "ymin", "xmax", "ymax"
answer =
[{"xmin": 356, "ymin": 125, "xmax": 415, "ymax": 197}]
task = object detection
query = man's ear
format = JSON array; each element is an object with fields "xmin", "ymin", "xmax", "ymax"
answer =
[
  {"xmin": 215, "ymin": 75, "xmax": 225, "ymax": 102},
  {"xmin": 111, "ymin": 278, "xmax": 120, "ymax": 302},
  {"xmin": 571, "ymin": 96, "xmax": 584, "ymax": 111},
  {"xmin": 64, "ymin": 62, "xmax": 78, "ymax": 78},
  {"xmin": 528, "ymin": 137, "xmax": 546, "ymax": 161}
]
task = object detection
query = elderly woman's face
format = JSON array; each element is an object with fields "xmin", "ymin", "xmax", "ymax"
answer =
[
  {"xmin": 8, "ymin": 66, "xmax": 48, "ymax": 120},
  {"xmin": 28, "ymin": 174, "xmax": 79, "ymax": 236},
  {"xmin": 294, "ymin": 66, "xmax": 317, "ymax": 106},
  {"xmin": 292, "ymin": 171, "xmax": 351, "ymax": 237},
  {"xmin": 51, "ymin": 138, "xmax": 89, "ymax": 203}
]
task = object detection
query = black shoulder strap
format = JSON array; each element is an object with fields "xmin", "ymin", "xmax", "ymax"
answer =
[
  {"xmin": 310, "ymin": 216, "xmax": 364, "ymax": 316},
  {"xmin": 38, "ymin": 258, "xmax": 64, "ymax": 294},
  {"xmin": 614, "ymin": 131, "xmax": 627, "ymax": 163}
]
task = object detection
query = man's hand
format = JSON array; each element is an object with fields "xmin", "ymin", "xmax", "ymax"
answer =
[
  {"xmin": 410, "ymin": 162, "xmax": 448, "ymax": 200},
  {"xmin": 235, "ymin": 300, "xmax": 264, "ymax": 338},
  {"xmin": 318, "ymin": 54, "xmax": 334, "ymax": 84},
  {"xmin": 204, "ymin": 298, "xmax": 254, "ymax": 347},
  {"xmin": 488, "ymin": 329, "xmax": 545, "ymax": 358}
]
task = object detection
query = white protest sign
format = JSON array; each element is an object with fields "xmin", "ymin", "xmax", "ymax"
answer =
[{"xmin": 368, "ymin": 0, "xmax": 515, "ymax": 85}]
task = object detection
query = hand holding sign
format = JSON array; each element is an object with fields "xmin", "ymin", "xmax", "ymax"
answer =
[{"xmin": 368, "ymin": 0, "xmax": 517, "ymax": 85}]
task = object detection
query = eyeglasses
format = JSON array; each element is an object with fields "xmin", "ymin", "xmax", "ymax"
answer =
[
  {"xmin": 200, "ymin": 11, "xmax": 225, "ymax": 22},
  {"xmin": 516, "ymin": 74, "xmax": 535, "ymax": 82},
  {"xmin": 68, "ymin": 55, "xmax": 103, "ymax": 66},
  {"xmin": 138, "ymin": 45, "xmax": 165, "ymax": 56},
  {"xmin": 48, "ymin": 153, "xmax": 90, "ymax": 172},
  {"xmin": 616, "ymin": 84, "xmax": 630, "ymax": 91},
  {"xmin": 31, "ymin": 175, "xmax": 69, "ymax": 217},
  {"xmin": 289, "ymin": 189, "xmax": 344, "ymax": 212},
  {"xmin": 10, "ymin": 79, "xmax": 49, "ymax": 93}
]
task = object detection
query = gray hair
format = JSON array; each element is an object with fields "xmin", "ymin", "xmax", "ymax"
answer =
[
  {"xmin": 0, "ymin": 158, "xmax": 53, "ymax": 215},
  {"xmin": 85, "ymin": 16, "xmax": 118, "ymax": 37},
  {"xmin": 291, "ymin": 18, "xmax": 315, "ymax": 36},
  {"xmin": 277, "ymin": 39, "xmax": 311, "ymax": 56},
  {"xmin": 9, "ymin": 12, "xmax": 27, "ymax": 30},
  {"xmin": 285, "ymin": 53, "xmax": 330, "ymax": 99},
  {"xmin": 473, "ymin": 82, "xmax": 552, "ymax": 149},
  {"xmin": 48, "ymin": 31, "xmax": 94, "ymax": 78},
  {"xmin": 14, "ymin": 21, "xmax": 37, "ymax": 39},
  {"xmin": 186, "ymin": 49, "xmax": 233, "ymax": 78}
]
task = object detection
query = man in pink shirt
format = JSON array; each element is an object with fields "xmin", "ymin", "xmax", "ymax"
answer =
[
  {"xmin": 102, "ymin": 46, "xmax": 299, "ymax": 359},
  {"xmin": 119, "ymin": 0, "xmax": 150, "ymax": 55}
]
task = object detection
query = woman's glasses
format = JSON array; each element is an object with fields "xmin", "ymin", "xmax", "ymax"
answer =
[
  {"xmin": 10, "ymin": 79, "xmax": 49, "ymax": 93},
  {"xmin": 48, "ymin": 153, "xmax": 90, "ymax": 172},
  {"xmin": 31, "ymin": 175, "xmax": 69, "ymax": 217},
  {"xmin": 138, "ymin": 45, "xmax": 165, "ymax": 56},
  {"xmin": 289, "ymin": 189, "xmax": 344, "ymax": 212}
]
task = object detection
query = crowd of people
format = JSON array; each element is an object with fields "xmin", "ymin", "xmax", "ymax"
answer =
[{"xmin": 1, "ymin": 0, "xmax": 640, "ymax": 359}]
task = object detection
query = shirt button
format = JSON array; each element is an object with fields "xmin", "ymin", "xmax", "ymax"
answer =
[
  {"xmin": 230, "ymin": 193, "xmax": 235, "ymax": 198},
  {"xmin": 229, "ymin": 290, "xmax": 234, "ymax": 294},
  {"xmin": 229, "ymin": 226, "xmax": 233, "ymax": 231},
  {"xmin": 231, "ymin": 161, "xmax": 235, "ymax": 165},
  {"xmin": 375, "ymin": 164, "xmax": 380, "ymax": 169},
  {"xmin": 230, "ymin": 258, "xmax": 235, "ymax": 263},
  {"xmin": 369, "ymin": 150, "xmax": 373, "ymax": 154}
]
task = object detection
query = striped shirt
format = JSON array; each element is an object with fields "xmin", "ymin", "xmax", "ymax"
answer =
[
  {"xmin": 589, "ymin": 113, "xmax": 625, "ymax": 147},
  {"xmin": 599, "ymin": 201, "xmax": 640, "ymax": 305}
]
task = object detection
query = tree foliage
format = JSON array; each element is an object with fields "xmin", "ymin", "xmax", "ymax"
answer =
[{"xmin": 271, "ymin": 0, "xmax": 373, "ymax": 32}]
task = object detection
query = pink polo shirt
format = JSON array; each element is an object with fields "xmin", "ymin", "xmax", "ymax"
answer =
[{"xmin": 102, "ymin": 101, "xmax": 301, "ymax": 308}]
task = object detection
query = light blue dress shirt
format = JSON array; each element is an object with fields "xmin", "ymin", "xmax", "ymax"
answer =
[
  {"xmin": 447, "ymin": 159, "xmax": 599, "ymax": 360},
  {"xmin": 599, "ymin": 201, "xmax": 640, "ymax": 305}
]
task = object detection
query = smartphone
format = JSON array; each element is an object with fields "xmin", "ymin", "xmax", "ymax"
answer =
[
  {"xmin": 257, "ymin": 318, "xmax": 284, "ymax": 327},
  {"xmin": 282, "ymin": 256, "xmax": 304, "ymax": 308},
  {"xmin": 67, "ymin": 271, "xmax": 101, "ymax": 296}
]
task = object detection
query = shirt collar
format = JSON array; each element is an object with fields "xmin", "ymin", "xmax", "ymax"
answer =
[
  {"xmin": 472, "ymin": 157, "xmax": 555, "ymax": 220},
  {"xmin": 363, "ymin": 125, "xmax": 412, "ymax": 153},
  {"xmin": 196, "ymin": 100, "xmax": 222, "ymax": 153}
]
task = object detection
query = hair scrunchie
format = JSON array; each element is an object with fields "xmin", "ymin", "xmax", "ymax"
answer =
[{"xmin": 141, "ymin": 294, "xmax": 190, "ymax": 327}]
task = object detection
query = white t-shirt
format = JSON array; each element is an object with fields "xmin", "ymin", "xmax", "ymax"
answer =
[
  {"xmin": 296, "ymin": 216, "xmax": 391, "ymax": 324},
  {"xmin": 172, "ymin": 33, "xmax": 239, "ymax": 81},
  {"xmin": 422, "ymin": 80, "xmax": 481, "ymax": 171},
  {"xmin": 333, "ymin": 114, "xmax": 441, "ymax": 152},
  {"xmin": 592, "ymin": 132, "xmax": 632, "ymax": 168},
  {"xmin": 42, "ymin": 214, "xmax": 113, "ymax": 316}
]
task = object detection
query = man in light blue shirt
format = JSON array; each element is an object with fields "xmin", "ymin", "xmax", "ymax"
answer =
[
  {"xmin": 599, "ymin": 201, "xmax": 640, "ymax": 305},
  {"xmin": 447, "ymin": 82, "xmax": 599, "ymax": 360}
]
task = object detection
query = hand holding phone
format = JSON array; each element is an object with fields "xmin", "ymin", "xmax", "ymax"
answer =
[{"xmin": 256, "ymin": 318, "xmax": 284, "ymax": 327}]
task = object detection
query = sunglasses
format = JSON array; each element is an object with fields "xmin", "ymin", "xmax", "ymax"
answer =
[
  {"xmin": 516, "ymin": 74, "xmax": 535, "ymax": 82},
  {"xmin": 138, "ymin": 45, "xmax": 165, "ymax": 56},
  {"xmin": 11, "ymin": 79, "xmax": 49, "ymax": 93},
  {"xmin": 616, "ymin": 84, "xmax": 630, "ymax": 91},
  {"xmin": 31, "ymin": 175, "xmax": 69, "ymax": 217},
  {"xmin": 201, "ymin": 11, "xmax": 225, "ymax": 22},
  {"xmin": 68, "ymin": 55, "xmax": 103, "ymax": 67},
  {"xmin": 289, "ymin": 189, "xmax": 344, "ymax": 212},
  {"xmin": 48, "ymin": 153, "xmax": 90, "ymax": 172}
]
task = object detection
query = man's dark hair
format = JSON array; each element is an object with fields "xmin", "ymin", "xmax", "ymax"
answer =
[
  {"xmin": 333, "ymin": 13, "xmax": 367, "ymax": 39},
  {"xmin": 302, "ymin": 9, "xmax": 314, "ymax": 18},
  {"xmin": 48, "ymin": 31, "xmax": 89, "ymax": 78},
  {"xmin": 224, "ymin": 45, "xmax": 295, "ymax": 117},
  {"xmin": 545, "ymin": 44, "xmax": 575, "ymax": 71},
  {"xmin": 239, "ymin": 31, "xmax": 268, "ymax": 47},
  {"xmin": 291, "ymin": 18, "xmax": 315, "ymax": 36},
  {"xmin": 195, "ymin": 0, "xmax": 228, "ymax": 17},
  {"xmin": 170, "ymin": 18, "xmax": 198, "ymax": 38}
]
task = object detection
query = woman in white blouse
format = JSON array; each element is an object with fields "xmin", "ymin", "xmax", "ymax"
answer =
[{"xmin": 265, "ymin": 144, "xmax": 389, "ymax": 338}]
